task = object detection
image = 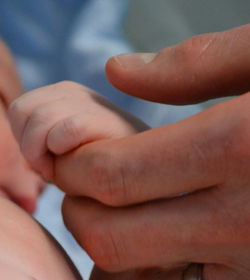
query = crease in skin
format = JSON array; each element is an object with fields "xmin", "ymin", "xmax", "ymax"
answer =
[{"xmin": 196, "ymin": 37, "xmax": 215, "ymax": 60}]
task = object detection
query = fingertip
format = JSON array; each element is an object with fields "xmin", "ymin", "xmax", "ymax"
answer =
[
  {"xmin": 14, "ymin": 195, "xmax": 37, "ymax": 214},
  {"xmin": 105, "ymin": 56, "xmax": 127, "ymax": 89},
  {"xmin": 37, "ymin": 180, "xmax": 46, "ymax": 194},
  {"xmin": 22, "ymin": 198, "xmax": 37, "ymax": 214},
  {"xmin": 109, "ymin": 53, "xmax": 156, "ymax": 69},
  {"xmin": 0, "ymin": 189, "xmax": 10, "ymax": 200},
  {"xmin": 106, "ymin": 53, "xmax": 156, "ymax": 79},
  {"xmin": 105, "ymin": 53, "xmax": 156, "ymax": 94},
  {"xmin": 106, "ymin": 51, "xmax": 177, "ymax": 104},
  {"xmin": 29, "ymin": 154, "xmax": 54, "ymax": 182},
  {"xmin": 61, "ymin": 195, "xmax": 81, "ymax": 233}
]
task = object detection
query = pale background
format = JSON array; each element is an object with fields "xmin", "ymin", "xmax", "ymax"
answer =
[
  {"xmin": 125, "ymin": 0, "xmax": 250, "ymax": 108},
  {"xmin": 126, "ymin": 0, "xmax": 250, "ymax": 51}
]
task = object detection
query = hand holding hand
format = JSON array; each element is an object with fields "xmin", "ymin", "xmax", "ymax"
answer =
[
  {"xmin": 8, "ymin": 81, "xmax": 149, "ymax": 180},
  {"xmin": 10, "ymin": 24, "xmax": 250, "ymax": 279},
  {"xmin": 57, "ymin": 25, "xmax": 250, "ymax": 280}
]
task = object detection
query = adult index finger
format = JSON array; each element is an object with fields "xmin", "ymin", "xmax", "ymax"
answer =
[
  {"xmin": 106, "ymin": 24, "xmax": 250, "ymax": 104},
  {"xmin": 54, "ymin": 92, "xmax": 250, "ymax": 206}
]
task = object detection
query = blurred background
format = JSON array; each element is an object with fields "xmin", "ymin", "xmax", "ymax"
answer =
[
  {"xmin": 125, "ymin": 0, "xmax": 250, "ymax": 108},
  {"xmin": 126, "ymin": 0, "xmax": 250, "ymax": 52}
]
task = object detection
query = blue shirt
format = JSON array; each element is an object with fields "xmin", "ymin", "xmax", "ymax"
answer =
[{"xmin": 0, "ymin": 0, "xmax": 201, "ymax": 125}]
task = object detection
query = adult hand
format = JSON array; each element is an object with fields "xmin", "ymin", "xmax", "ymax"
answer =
[
  {"xmin": 56, "ymin": 24, "xmax": 250, "ymax": 280},
  {"xmin": 9, "ymin": 24, "xmax": 250, "ymax": 279},
  {"xmin": 0, "ymin": 40, "xmax": 44, "ymax": 213},
  {"xmin": 8, "ymin": 81, "xmax": 148, "ymax": 180}
]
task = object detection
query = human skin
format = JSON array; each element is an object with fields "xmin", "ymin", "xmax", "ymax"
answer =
[
  {"xmin": 0, "ymin": 40, "xmax": 22, "ymax": 106},
  {"xmin": 0, "ymin": 40, "xmax": 44, "ymax": 213},
  {"xmin": 90, "ymin": 266, "xmax": 182, "ymax": 280},
  {"xmin": 8, "ymin": 81, "xmax": 149, "ymax": 180},
  {"xmin": 9, "ymin": 24, "xmax": 250, "ymax": 280},
  {"xmin": 0, "ymin": 197, "xmax": 82, "ymax": 280}
]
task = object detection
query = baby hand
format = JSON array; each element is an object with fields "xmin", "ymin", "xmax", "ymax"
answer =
[
  {"xmin": 0, "ymin": 40, "xmax": 44, "ymax": 213},
  {"xmin": 0, "ymin": 103, "xmax": 44, "ymax": 213},
  {"xmin": 8, "ymin": 81, "xmax": 148, "ymax": 180}
]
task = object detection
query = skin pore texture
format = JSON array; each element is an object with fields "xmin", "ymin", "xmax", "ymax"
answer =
[{"xmin": 0, "ymin": 197, "xmax": 82, "ymax": 280}]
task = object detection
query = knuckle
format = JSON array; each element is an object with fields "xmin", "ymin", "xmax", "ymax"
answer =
[
  {"xmin": 51, "ymin": 81, "xmax": 90, "ymax": 100},
  {"xmin": 52, "ymin": 81, "xmax": 83, "ymax": 95},
  {"xmin": 81, "ymin": 221, "xmax": 124, "ymax": 272},
  {"xmin": 88, "ymin": 149, "xmax": 129, "ymax": 206},
  {"xmin": 30, "ymin": 107, "xmax": 51, "ymax": 126},
  {"xmin": 9, "ymin": 98, "xmax": 25, "ymax": 118},
  {"xmin": 60, "ymin": 116, "xmax": 83, "ymax": 142},
  {"xmin": 53, "ymin": 80, "xmax": 82, "ymax": 90}
]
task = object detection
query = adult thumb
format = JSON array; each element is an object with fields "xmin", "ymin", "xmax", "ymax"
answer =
[{"xmin": 106, "ymin": 25, "xmax": 250, "ymax": 105}]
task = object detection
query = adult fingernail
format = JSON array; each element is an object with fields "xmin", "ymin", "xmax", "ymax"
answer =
[{"xmin": 114, "ymin": 53, "xmax": 156, "ymax": 68}]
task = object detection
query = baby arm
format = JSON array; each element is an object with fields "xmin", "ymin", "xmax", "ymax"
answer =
[
  {"xmin": 0, "ymin": 40, "xmax": 44, "ymax": 213},
  {"xmin": 8, "ymin": 81, "xmax": 149, "ymax": 181},
  {"xmin": 0, "ymin": 197, "xmax": 82, "ymax": 280}
]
